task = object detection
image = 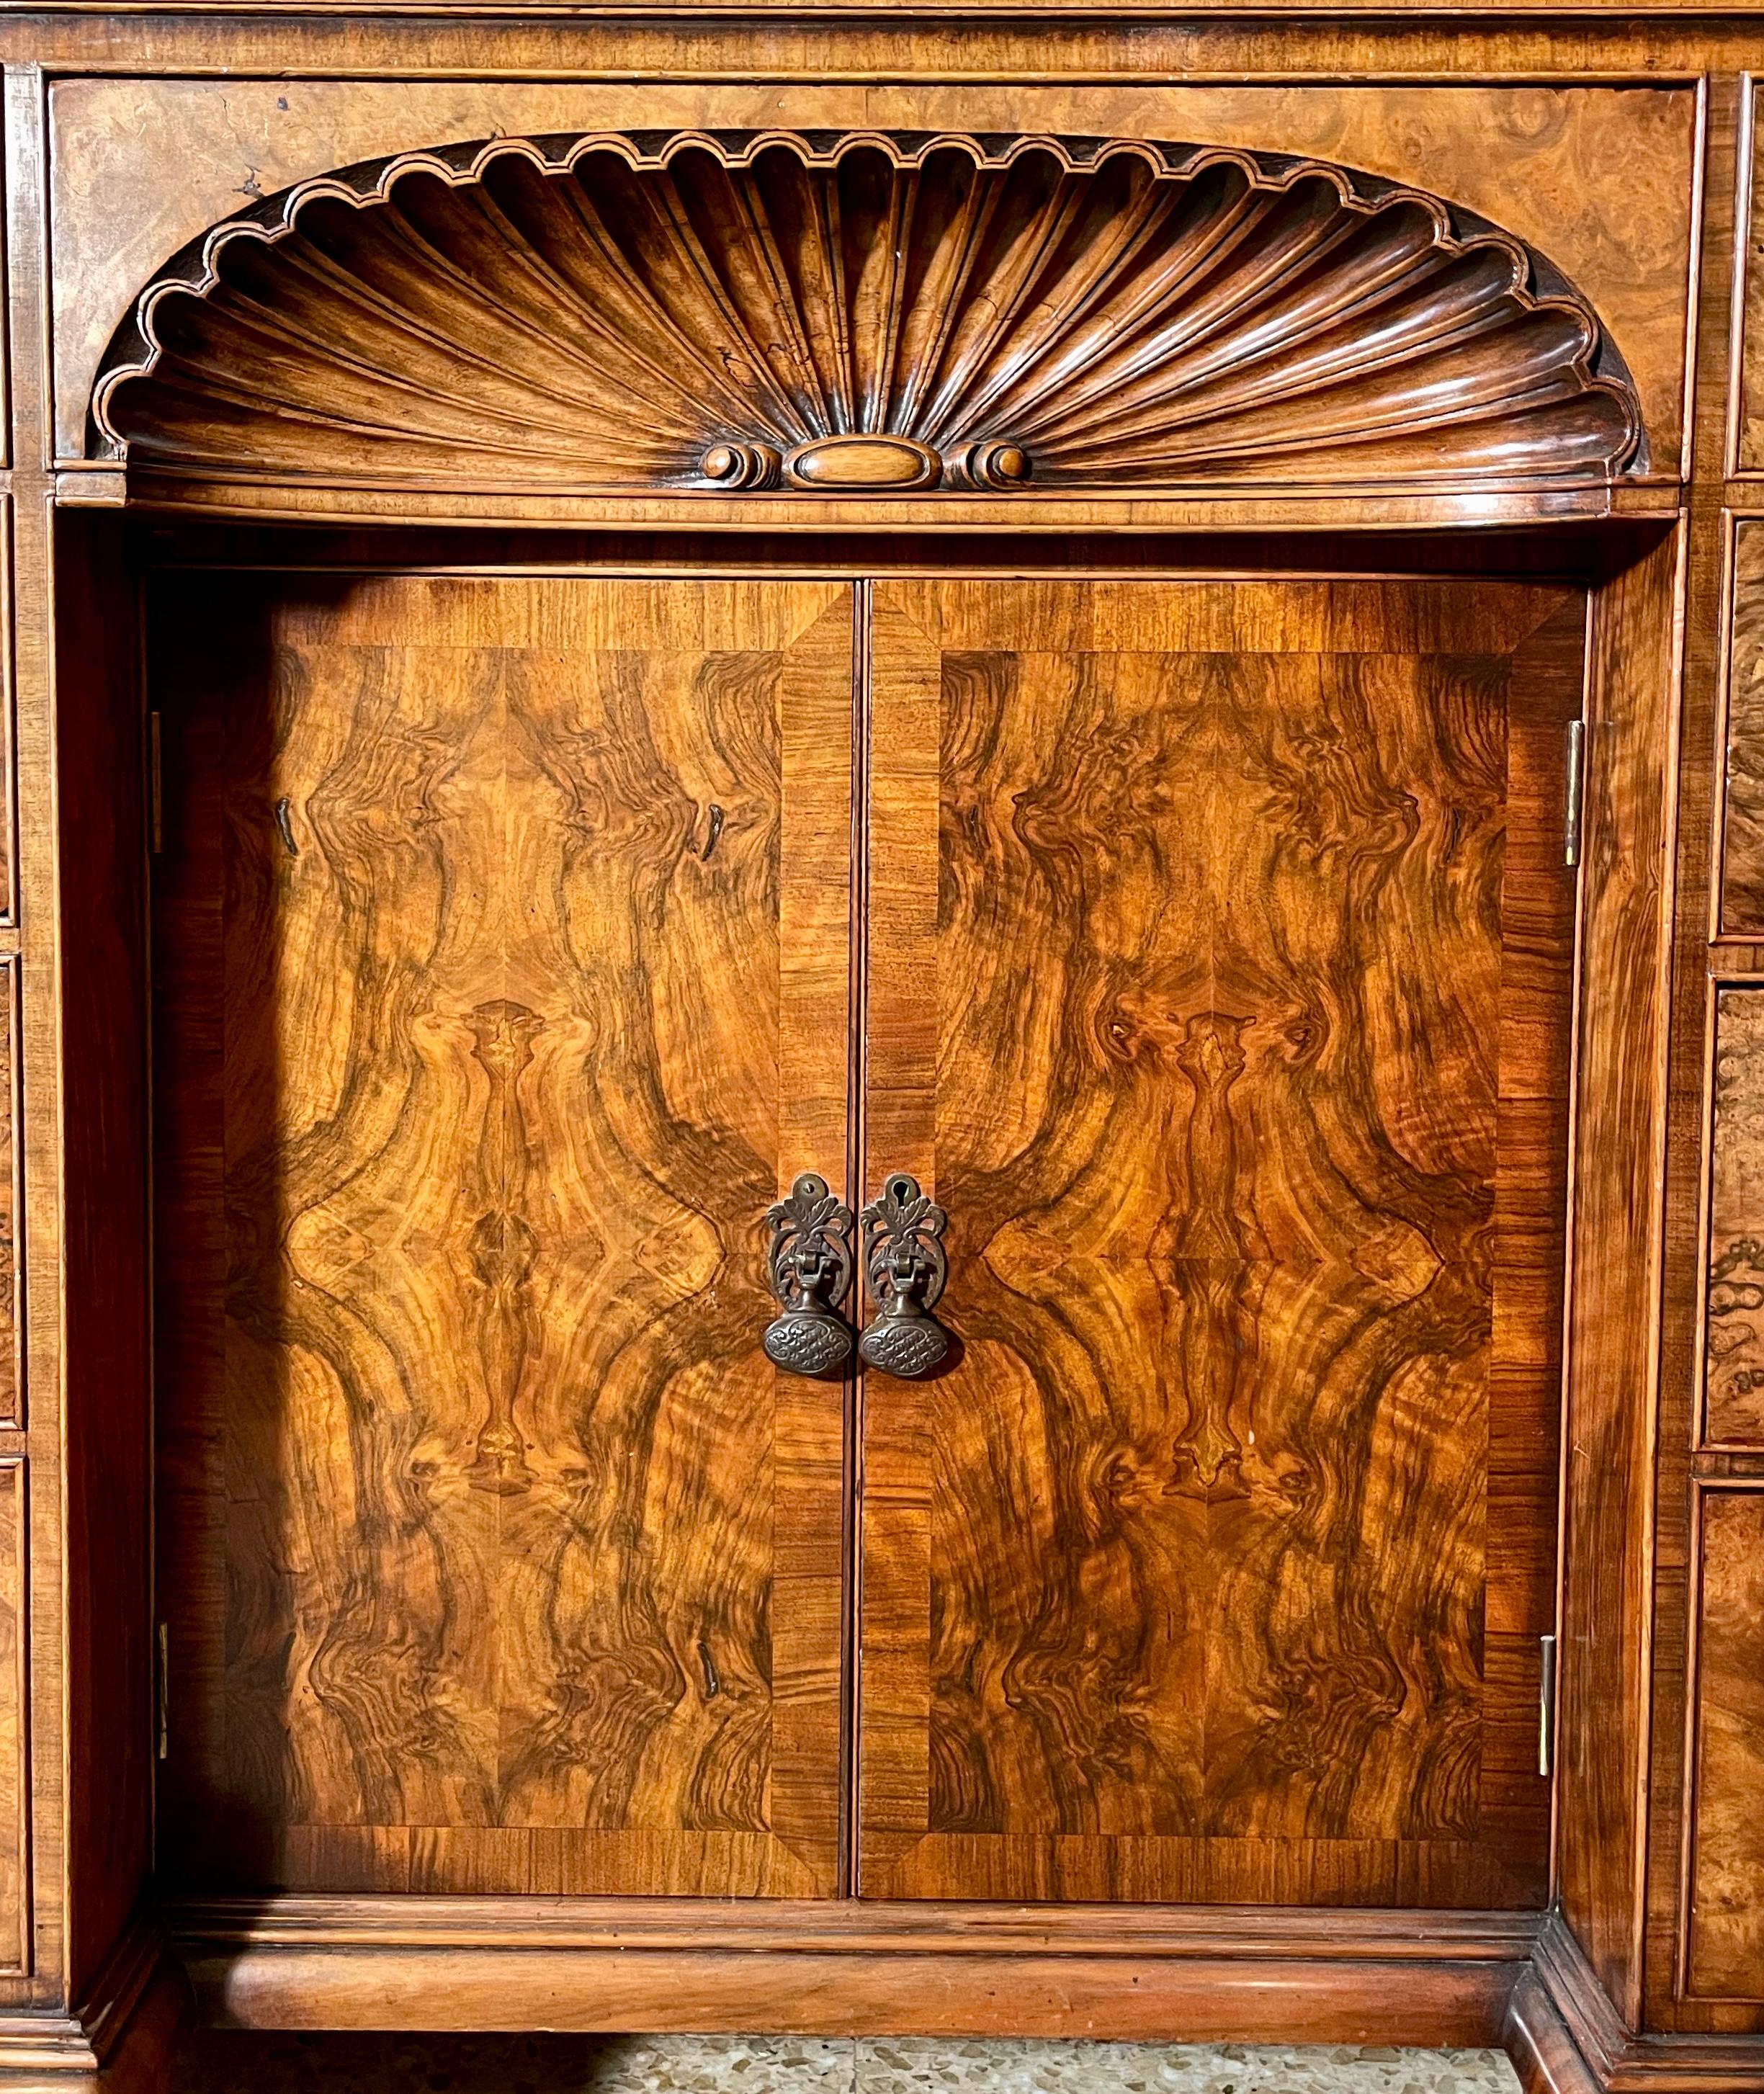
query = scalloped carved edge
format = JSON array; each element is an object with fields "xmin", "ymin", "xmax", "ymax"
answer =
[{"xmin": 87, "ymin": 124, "xmax": 1647, "ymax": 484}]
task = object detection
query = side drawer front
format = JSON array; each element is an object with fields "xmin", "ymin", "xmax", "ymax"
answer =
[{"xmin": 1688, "ymin": 1488, "xmax": 1764, "ymax": 2000}]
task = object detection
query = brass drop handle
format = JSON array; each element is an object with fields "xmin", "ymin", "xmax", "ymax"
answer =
[
  {"xmin": 858, "ymin": 1173, "xmax": 951, "ymax": 1378},
  {"xmin": 762, "ymin": 1173, "xmax": 855, "ymax": 1377}
]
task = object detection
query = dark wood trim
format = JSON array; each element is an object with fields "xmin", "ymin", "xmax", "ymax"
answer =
[
  {"xmin": 1507, "ymin": 1967, "xmax": 1604, "ymax": 2094},
  {"xmin": 110, "ymin": 475, "xmax": 1676, "ymax": 537}
]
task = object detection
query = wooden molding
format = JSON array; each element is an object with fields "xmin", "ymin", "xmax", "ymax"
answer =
[
  {"xmin": 1518, "ymin": 1912, "xmax": 1764, "ymax": 2092},
  {"xmin": 1506, "ymin": 1968, "xmax": 1603, "ymax": 2094},
  {"xmin": 112, "ymin": 471, "xmax": 1673, "ymax": 534},
  {"xmin": 170, "ymin": 1893, "xmax": 1544, "ymax": 1958},
  {"xmin": 169, "ymin": 1896, "xmax": 1537, "ymax": 2042},
  {"xmin": 0, "ymin": 1913, "xmax": 187, "ymax": 2088},
  {"xmin": 12, "ymin": 1900, "xmax": 1758, "ymax": 2086},
  {"xmin": 89, "ymin": 127, "xmax": 1646, "ymax": 506}
]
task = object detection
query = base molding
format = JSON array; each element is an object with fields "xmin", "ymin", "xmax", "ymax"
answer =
[
  {"xmin": 1513, "ymin": 1915, "xmax": 1764, "ymax": 2093},
  {"xmin": 1, "ymin": 1899, "xmax": 1751, "ymax": 2093},
  {"xmin": 173, "ymin": 1896, "xmax": 1536, "ymax": 2046},
  {"xmin": 0, "ymin": 1918, "xmax": 189, "ymax": 2092}
]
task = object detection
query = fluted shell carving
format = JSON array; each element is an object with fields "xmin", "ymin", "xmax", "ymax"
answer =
[{"xmin": 92, "ymin": 129, "xmax": 1644, "ymax": 491}]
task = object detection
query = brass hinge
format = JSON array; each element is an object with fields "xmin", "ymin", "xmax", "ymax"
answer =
[
  {"xmin": 156, "ymin": 1621, "xmax": 169, "ymax": 1761},
  {"xmin": 1563, "ymin": 719, "xmax": 1586, "ymax": 869},
  {"xmin": 1539, "ymin": 1632, "xmax": 1557, "ymax": 1776},
  {"xmin": 148, "ymin": 712, "xmax": 164, "ymax": 856}
]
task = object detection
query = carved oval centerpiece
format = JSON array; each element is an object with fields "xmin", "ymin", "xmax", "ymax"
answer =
[
  {"xmin": 785, "ymin": 436, "xmax": 941, "ymax": 490},
  {"xmin": 92, "ymin": 129, "xmax": 1644, "ymax": 495}
]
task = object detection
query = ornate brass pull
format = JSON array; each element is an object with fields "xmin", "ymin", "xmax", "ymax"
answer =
[
  {"xmin": 858, "ymin": 1173, "xmax": 951, "ymax": 1378},
  {"xmin": 762, "ymin": 1173, "xmax": 855, "ymax": 1377}
]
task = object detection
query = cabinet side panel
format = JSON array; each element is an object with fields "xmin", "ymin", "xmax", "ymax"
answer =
[
  {"xmin": 1557, "ymin": 527, "xmax": 1683, "ymax": 2023},
  {"xmin": 54, "ymin": 510, "xmax": 151, "ymax": 1994}
]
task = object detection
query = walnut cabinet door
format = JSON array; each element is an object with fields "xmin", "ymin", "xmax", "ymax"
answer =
[
  {"xmin": 151, "ymin": 566, "xmax": 1582, "ymax": 1912},
  {"xmin": 854, "ymin": 577, "xmax": 1584, "ymax": 1910},
  {"xmin": 152, "ymin": 573, "xmax": 856, "ymax": 1899}
]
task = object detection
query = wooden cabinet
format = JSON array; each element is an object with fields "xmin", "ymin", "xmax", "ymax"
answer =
[
  {"xmin": 0, "ymin": 22, "xmax": 1754, "ymax": 2094},
  {"xmin": 147, "ymin": 563, "xmax": 1577, "ymax": 1915}
]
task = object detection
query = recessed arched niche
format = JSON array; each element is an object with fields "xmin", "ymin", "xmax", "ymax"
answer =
[{"xmin": 88, "ymin": 127, "xmax": 1644, "ymax": 505}]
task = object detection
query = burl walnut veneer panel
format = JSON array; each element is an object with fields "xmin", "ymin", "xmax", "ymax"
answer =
[
  {"xmin": 1720, "ymin": 522, "xmax": 1764, "ymax": 934},
  {"xmin": 1707, "ymin": 985, "xmax": 1764, "ymax": 1444},
  {"xmin": 0, "ymin": 1460, "xmax": 25, "ymax": 1974},
  {"xmin": 49, "ymin": 79, "xmax": 1696, "ymax": 475},
  {"xmin": 0, "ymin": 956, "xmax": 19, "ymax": 1434},
  {"xmin": 1687, "ymin": 1488, "xmax": 1764, "ymax": 2000},
  {"xmin": 859, "ymin": 577, "xmax": 1580, "ymax": 1907},
  {"xmin": 1737, "ymin": 89, "xmax": 1764, "ymax": 480},
  {"xmin": 151, "ymin": 573, "xmax": 854, "ymax": 1898}
]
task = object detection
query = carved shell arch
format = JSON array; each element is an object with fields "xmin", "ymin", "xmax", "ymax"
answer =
[{"xmin": 91, "ymin": 127, "xmax": 1646, "ymax": 493}]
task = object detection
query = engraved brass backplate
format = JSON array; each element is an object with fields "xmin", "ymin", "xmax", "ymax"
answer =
[
  {"xmin": 858, "ymin": 1172, "xmax": 951, "ymax": 1378},
  {"xmin": 762, "ymin": 1173, "xmax": 856, "ymax": 1377}
]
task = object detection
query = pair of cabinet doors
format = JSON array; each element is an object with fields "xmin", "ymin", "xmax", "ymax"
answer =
[{"xmin": 151, "ymin": 564, "xmax": 1581, "ymax": 1912}]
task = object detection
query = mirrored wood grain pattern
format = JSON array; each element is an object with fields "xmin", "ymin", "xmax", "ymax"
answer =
[
  {"xmin": 860, "ymin": 577, "xmax": 1579, "ymax": 1907},
  {"xmin": 95, "ymin": 131, "xmax": 1642, "ymax": 496},
  {"xmin": 152, "ymin": 573, "xmax": 853, "ymax": 1897}
]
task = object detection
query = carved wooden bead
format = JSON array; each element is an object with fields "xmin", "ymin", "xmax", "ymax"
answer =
[{"xmin": 700, "ymin": 442, "xmax": 782, "ymax": 489}]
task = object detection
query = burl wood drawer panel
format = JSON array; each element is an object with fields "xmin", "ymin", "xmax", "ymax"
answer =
[
  {"xmin": 0, "ymin": 504, "xmax": 14, "ymax": 932},
  {"xmin": 0, "ymin": 1459, "xmax": 27, "ymax": 1976},
  {"xmin": 1737, "ymin": 84, "xmax": 1764, "ymax": 478},
  {"xmin": 1688, "ymin": 1488, "xmax": 1764, "ymax": 2000},
  {"xmin": 1720, "ymin": 524, "xmax": 1764, "ymax": 934},
  {"xmin": 1707, "ymin": 985, "xmax": 1764, "ymax": 1443},
  {"xmin": 0, "ymin": 955, "xmax": 19, "ymax": 1432}
]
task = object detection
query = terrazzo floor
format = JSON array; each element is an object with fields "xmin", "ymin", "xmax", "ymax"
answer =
[{"xmin": 169, "ymin": 2033, "xmax": 1523, "ymax": 2094}]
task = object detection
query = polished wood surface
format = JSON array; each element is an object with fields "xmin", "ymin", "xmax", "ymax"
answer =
[
  {"xmin": 97, "ymin": 131, "xmax": 1639, "ymax": 501},
  {"xmin": 859, "ymin": 576, "xmax": 1578, "ymax": 1907},
  {"xmin": 0, "ymin": 959, "xmax": 19, "ymax": 1437},
  {"xmin": 0, "ymin": 0, "xmax": 1753, "ymax": 2073},
  {"xmin": 47, "ymin": 78, "xmax": 1698, "ymax": 486},
  {"xmin": 1706, "ymin": 988, "xmax": 1764, "ymax": 1445},
  {"xmin": 53, "ymin": 509, "xmax": 154, "ymax": 1999},
  {"xmin": 171, "ymin": 1896, "xmax": 1536, "ymax": 2043},
  {"xmin": 1686, "ymin": 1487, "xmax": 1764, "ymax": 2000},
  {"xmin": 151, "ymin": 573, "xmax": 853, "ymax": 1897},
  {"xmin": 0, "ymin": 1462, "xmax": 24, "ymax": 1976},
  {"xmin": 1554, "ymin": 527, "xmax": 1685, "ymax": 2028},
  {"xmin": 1738, "ymin": 94, "xmax": 1764, "ymax": 483},
  {"xmin": 1719, "ymin": 522, "xmax": 1764, "ymax": 934}
]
